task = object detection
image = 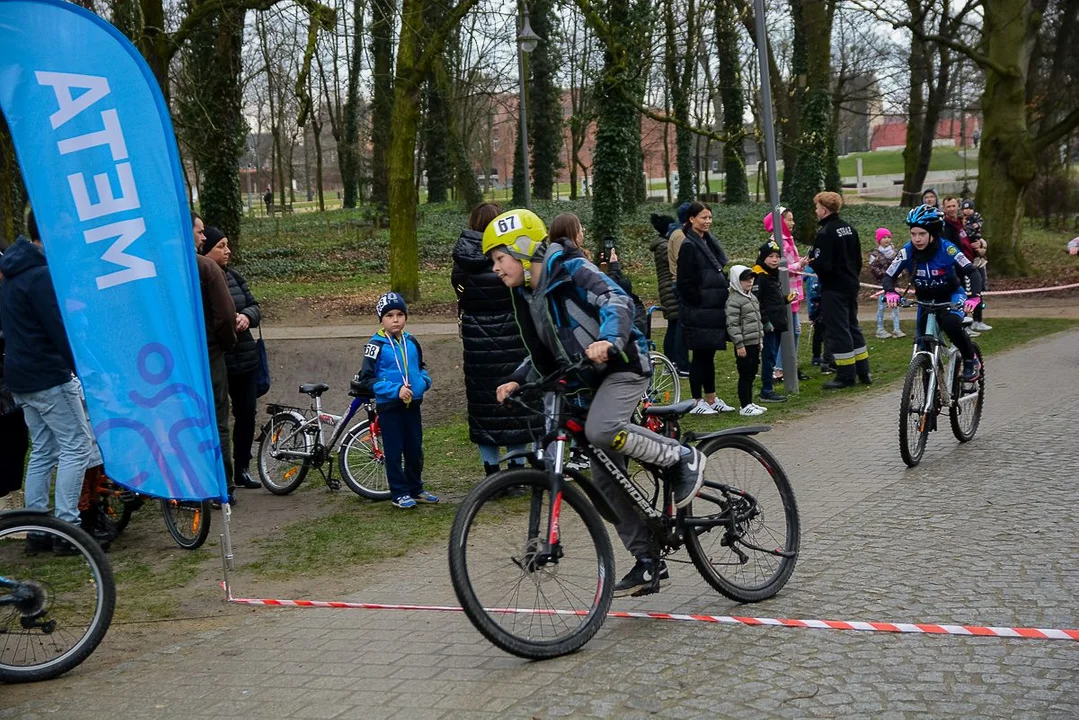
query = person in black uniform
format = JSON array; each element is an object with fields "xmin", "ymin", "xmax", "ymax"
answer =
[{"xmin": 808, "ymin": 191, "xmax": 871, "ymax": 389}]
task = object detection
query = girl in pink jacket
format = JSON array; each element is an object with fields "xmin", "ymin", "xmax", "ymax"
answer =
[{"xmin": 763, "ymin": 208, "xmax": 809, "ymax": 381}]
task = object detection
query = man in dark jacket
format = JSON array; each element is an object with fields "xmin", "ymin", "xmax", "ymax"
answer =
[
  {"xmin": 0, "ymin": 213, "xmax": 94, "ymax": 529},
  {"xmin": 808, "ymin": 192, "xmax": 871, "ymax": 389},
  {"xmin": 192, "ymin": 214, "xmax": 238, "ymax": 501},
  {"xmin": 649, "ymin": 213, "xmax": 685, "ymax": 373}
]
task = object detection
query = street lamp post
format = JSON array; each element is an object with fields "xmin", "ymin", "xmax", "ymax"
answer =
[{"xmin": 517, "ymin": 6, "xmax": 540, "ymax": 210}]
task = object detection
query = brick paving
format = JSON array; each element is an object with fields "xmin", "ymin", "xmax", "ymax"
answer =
[{"xmin": 3, "ymin": 331, "xmax": 1077, "ymax": 719}]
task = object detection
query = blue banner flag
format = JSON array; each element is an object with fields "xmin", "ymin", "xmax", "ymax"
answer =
[{"xmin": 0, "ymin": 0, "xmax": 227, "ymax": 501}]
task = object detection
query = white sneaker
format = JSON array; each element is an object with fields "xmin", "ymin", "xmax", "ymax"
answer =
[
  {"xmin": 689, "ymin": 399, "xmax": 718, "ymax": 415},
  {"xmin": 892, "ymin": 329, "xmax": 906, "ymax": 338},
  {"xmin": 966, "ymin": 329, "xmax": 981, "ymax": 337},
  {"xmin": 709, "ymin": 398, "xmax": 737, "ymax": 413},
  {"xmin": 971, "ymin": 321, "xmax": 992, "ymax": 332},
  {"xmin": 739, "ymin": 404, "xmax": 767, "ymax": 417},
  {"xmin": 875, "ymin": 329, "xmax": 891, "ymax": 339}
]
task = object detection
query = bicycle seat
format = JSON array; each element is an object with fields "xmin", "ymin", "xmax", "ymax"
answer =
[
  {"xmin": 641, "ymin": 399, "xmax": 698, "ymax": 418},
  {"xmin": 299, "ymin": 383, "xmax": 330, "ymax": 397}
]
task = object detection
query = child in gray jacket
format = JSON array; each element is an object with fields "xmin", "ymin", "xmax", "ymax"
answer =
[{"xmin": 725, "ymin": 265, "xmax": 767, "ymax": 417}]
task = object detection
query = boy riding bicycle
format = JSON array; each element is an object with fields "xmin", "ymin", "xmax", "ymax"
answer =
[
  {"xmin": 882, "ymin": 204, "xmax": 983, "ymax": 380},
  {"xmin": 484, "ymin": 209, "xmax": 706, "ymax": 598}
]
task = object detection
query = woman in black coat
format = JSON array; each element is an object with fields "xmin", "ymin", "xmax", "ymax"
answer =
[
  {"xmin": 451, "ymin": 203, "xmax": 541, "ymax": 476},
  {"xmin": 201, "ymin": 227, "xmax": 263, "ymax": 489},
  {"xmin": 0, "ymin": 326, "xmax": 30, "ymax": 508},
  {"xmin": 676, "ymin": 202, "xmax": 736, "ymax": 414}
]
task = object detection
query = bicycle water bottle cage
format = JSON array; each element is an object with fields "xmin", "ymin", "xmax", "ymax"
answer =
[{"xmin": 299, "ymin": 383, "xmax": 330, "ymax": 397}]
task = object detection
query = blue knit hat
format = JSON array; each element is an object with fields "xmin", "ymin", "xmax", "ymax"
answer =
[
  {"xmin": 375, "ymin": 292, "xmax": 407, "ymax": 320},
  {"xmin": 676, "ymin": 202, "xmax": 692, "ymax": 225}
]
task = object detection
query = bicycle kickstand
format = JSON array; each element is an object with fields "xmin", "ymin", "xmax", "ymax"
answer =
[{"xmin": 317, "ymin": 465, "xmax": 341, "ymax": 492}]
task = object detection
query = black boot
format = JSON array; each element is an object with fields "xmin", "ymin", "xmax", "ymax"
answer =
[
  {"xmin": 823, "ymin": 367, "xmax": 857, "ymax": 390},
  {"xmin": 856, "ymin": 358, "xmax": 873, "ymax": 385},
  {"xmin": 483, "ymin": 463, "xmax": 500, "ymax": 477},
  {"xmin": 235, "ymin": 469, "xmax": 262, "ymax": 489},
  {"xmin": 80, "ymin": 506, "xmax": 116, "ymax": 550}
]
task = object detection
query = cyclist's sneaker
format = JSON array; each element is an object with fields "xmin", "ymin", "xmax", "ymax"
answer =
[
  {"xmin": 892, "ymin": 329, "xmax": 906, "ymax": 338},
  {"xmin": 392, "ymin": 495, "xmax": 417, "ymax": 509},
  {"xmin": 709, "ymin": 398, "xmax": 737, "ymax": 413},
  {"xmin": 971, "ymin": 321, "xmax": 992, "ymax": 332},
  {"xmin": 759, "ymin": 390, "xmax": 787, "ymax": 403},
  {"xmin": 689, "ymin": 400, "xmax": 717, "ymax": 415},
  {"xmin": 566, "ymin": 449, "xmax": 590, "ymax": 471},
  {"xmin": 673, "ymin": 446, "xmax": 706, "ymax": 509},
  {"xmin": 962, "ymin": 357, "xmax": 981, "ymax": 381},
  {"xmin": 614, "ymin": 557, "xmax": 662, "ymax": 597},
  {"xmin": 739, "ymin": 404, "xmax": 767, "ymax": 417},
  {"xmin": 875, "ymin": 328, "xmax": 891, "ymax": 339},
  {"xmin": 412, "ymin": 491, "xmax": 440, "ymax": 504}
]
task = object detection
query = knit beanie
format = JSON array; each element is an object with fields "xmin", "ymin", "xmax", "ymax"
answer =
[
  {"xmin": 676, "ymin": 202, "xmax": 691, "ymax": 225},
  {"xmin": 756, "ymin": 240, "xmax": 781, "ymax": 267},
  {"xmin": 200, "ymin": 226, "xmax": 226, "ymax": 255},
  {"xmin": 375, "ymin": 291, "xmax": 408, "ymax": 320},
  {"xmin": 875, "ymin": 228, "xmax": 892, "ymax": 244},
  {"xmin": 960, "ymin": 199, "xmax": 975, "ymax": 210}
]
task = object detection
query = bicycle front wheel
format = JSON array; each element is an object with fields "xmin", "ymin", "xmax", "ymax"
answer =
[
  {"xmin": 683, "ymin": 434, "xmax": 800, "ymax": 603},
  {"xmin": 899, "ymin": 354, "xmax": 934, "ymax": 467},
  {"xmin": 160, "ymin": 500, "xmax": 212, "ymax": 550},
  {"xmin": 647, "ymin": 351, "xmax": 681, "ymax": 405},
  {"xmin": 338, "ymin": 419, "xmax": 390, "ymax": 500},
  {"xmin": 448, "ymin": 469, "xmax": 614, "ymax": 660},
  {"xmin": 257, "ymin": 412, "xmax": 310, "ymax": 495},
  {"xmin": 950, "ymin": 342, "xmax": 984, "ymax": 442},
  {"xmin": 0, "ymin": 513, "xmax": 115, "ymax": 683}
]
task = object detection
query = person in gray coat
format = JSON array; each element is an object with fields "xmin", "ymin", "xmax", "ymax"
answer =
[{"xmin": 725, "ymin": 265, "xmax": 766, "ymax": 417}]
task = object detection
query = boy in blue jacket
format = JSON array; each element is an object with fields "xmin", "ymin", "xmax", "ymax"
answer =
[{"xmin": 357, "ymin": 292, "xmax": 437, "ymax": 508}]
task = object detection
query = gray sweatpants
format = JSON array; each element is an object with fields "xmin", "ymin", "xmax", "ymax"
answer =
[{"xmin": 584, "ymin": 372, "xmax": 682, "ymax": 558}]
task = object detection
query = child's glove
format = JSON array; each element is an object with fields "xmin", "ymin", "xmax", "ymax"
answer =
[
  {"xmin": 963, "ymin": 297, "xmax": 981, "ymax": 314},
  {"xmin": 885, "ymin": 292, "xmax": 901, "ymax": 307},
  {"xmin": 786, "ymin": 292, "xmax": 796, "ymax": 303},
  {"xmin": 763, "ymin": 322, "xmax": 774, "ymax": 333}
]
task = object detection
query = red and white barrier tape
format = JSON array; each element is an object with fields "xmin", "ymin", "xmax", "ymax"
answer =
[{"xmin": 225, "ymin": 592, "xmax": 1079, "ymax": 641}]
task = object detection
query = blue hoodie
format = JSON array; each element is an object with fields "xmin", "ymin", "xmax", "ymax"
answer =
[
  {"xmin": 0, "ymin": 237, "xmax": 76, "ymax": 393},
  {"xmin": 355, "ymin": 329, "xmax": 432, "ymax": 409}
]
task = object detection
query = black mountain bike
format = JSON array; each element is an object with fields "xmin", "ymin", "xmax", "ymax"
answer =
[
  {"xmin": 448, "ymin": 357, "xmax": 800, "ymax": 660},
  {"xmin": 1, "ymin": 510, "xmax": 115, "ymax": 683}
]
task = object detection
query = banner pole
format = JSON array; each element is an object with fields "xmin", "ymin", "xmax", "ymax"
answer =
[{"xmin": 220, "ymin": 504, "xmax": 235, "ymax": 601}]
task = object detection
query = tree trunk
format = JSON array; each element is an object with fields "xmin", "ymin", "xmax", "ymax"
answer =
[
  {"xmin": 371, "ymin": 0, "xmax": 395, "ymax": 207},
  {"xmin": 341, "ymin": 0, "xmax": 364, "ymax": 208},
  {"xmin": 388, "ymin": 0, "xmax": 424, "ymax": 300},
  {"xmin": 665, "ymin": 0, "xmax": 696, "ymax": 204},
  {"xmin": 529, "ymin": 0, "xmax": 563, "ymax": 201},
  {"xmin": 716, "ymin": 0, "xmax": 747, "ymax": 203},
  {"xmin": 0, "ymin": 112, "xmax": 26, "ymax": 247},
  {"xmin": 977, "ymin": 0, "xmax": 1039, "ymax": 276},
  {"xmin": 313, "ymin": 116, "xmax": 325, "ymax": 211}
]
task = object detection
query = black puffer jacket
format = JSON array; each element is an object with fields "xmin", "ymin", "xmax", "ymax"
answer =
[
  {"xmin": 676, "ymin": 228, "xmax": 729, "ymax": 350},
  {"xmin": 451, "ymin": 229, "xmax": 541, "ymax": 447},
  {"xmin": 223, "ymin": 267, "xmax": 262, "ymax": 375},
  {"xmin": 648, "ymin": 214, "xmax": 678, "ymax": 321}
]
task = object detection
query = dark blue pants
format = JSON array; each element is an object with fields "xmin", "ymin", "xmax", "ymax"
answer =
[
  {"xmin": 379, "ymin": 403, "xmax": 424, "ymax": 499},
  {"xmin": 665, "ymin": 317, "xmax": 690, "ymax": 372},
  {"xmin": 761, "ymin": 331, "xmax": 781, "ymax": 394}
]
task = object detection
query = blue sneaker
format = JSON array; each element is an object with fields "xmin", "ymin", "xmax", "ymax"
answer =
[
  {"xmin": 962, "ymin": 357, "xmax": 981, "ymax": 382},
  {"xmin": 412, "ymin": 491, "xmax": 440, "ymax": 504},
  {"xmin": 392, "ymin": 496, "xmax": 417, "ymax": 509}
]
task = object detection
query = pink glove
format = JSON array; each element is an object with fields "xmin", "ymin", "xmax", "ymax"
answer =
[
  {"xmin": 963, "ymin": 297, "xmax": 981, "ymax": 314},
  {"xmin": 884, "ymin": 292, "xmax": 901, "ymax": 307}
]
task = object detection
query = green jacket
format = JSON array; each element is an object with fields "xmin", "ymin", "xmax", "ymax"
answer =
[{"xmin": 725, "ymin": 264, "xmax": 764, "ymax": 350}]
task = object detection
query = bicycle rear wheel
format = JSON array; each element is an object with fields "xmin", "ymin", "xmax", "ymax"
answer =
[
  {"xmin": 682, "ymin": 434, "xmax": 800, "ymax": 603},
  {"xmin": 448, "ymin": 469, "xmax": 614, "ymax": 660},
  {"xmin": 338, "ymin": 419, "xmax": 390, "ymax": 500},
  {"xmin": 160, "ymin": 500, "xmax": 212, "ymax": 550},
  {"xmin": 257, "ymin": 412, "xmax": 310, "ymax": 495},
  {"xmin": 647, "ymin": 351, "xmax": 681, "ymax": 405},
  {"xmin": 899, "ymin": 354, "xmax": 934, "ymax": 467},
  {"xmin": 0, "ymin": 512, "xmax": 115, "ymax": 683},
  {"xmin": 950, "ymin": 342, "xmax": 984, "ymax": 442}
]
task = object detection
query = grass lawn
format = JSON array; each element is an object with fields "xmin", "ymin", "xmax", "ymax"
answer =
[
  {"xmin": 245, "ymin": 316, "xmax": 1075, "ymax": 580},
  {"xmin": 837, "ymin": 147, "xmax": 975, "ymax": 177}
]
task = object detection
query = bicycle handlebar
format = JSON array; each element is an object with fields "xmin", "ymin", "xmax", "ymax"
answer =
[
  {"xmin": 897, "ymin": 298, "xmax": 963, "ymax": 311},
  {"xmin": 506, "ymin": 346, "xmax": 619, "ymax": 401}
]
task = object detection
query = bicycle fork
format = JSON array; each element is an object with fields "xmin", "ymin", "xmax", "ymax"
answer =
[{"xmin": 519, "ymin": 436, "xmax": 567, "ymax": 571}]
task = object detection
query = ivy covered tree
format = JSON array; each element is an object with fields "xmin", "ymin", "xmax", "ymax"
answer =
[
  {"xmin": 512, "ymin": 121, "xmax": 528, "ymax": 206},
  {"xmin": 715, "ymin": 0, "xmax": 748, "ymax": 203},
  {"xmin": 664, "ymin": 0, "xmax": 696, "ymax": 204},
  {"xmin": 528, "ymin": 0, "xmax": 564, "ymax": 201},
  {"xmin": 371, "ymin": 0, "xmax": 395, "ymax": 207},
  {"xmin": 0, "ymin": 115, "xmax": 26, "ymax": 247},
  {"xmin": 340, "ymin": 0, "xmax": 365, "ymax": 209}
]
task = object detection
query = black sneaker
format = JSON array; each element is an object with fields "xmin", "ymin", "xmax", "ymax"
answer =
[
  {"xmin": 962, "ymin": 358, "xmax": 981, "ymax": 381},
  {"xmin": 673, "ymin": 447, "xmax": 706, "ymax": 509},
  {"xmin": 52, "ymin": 537, "xmax": 81, "ymax": 556},
  {"xmin": 820, "ymin": 364, "xmax": 836, "ymax": 375},
  {"xmin": 25, "ymin": 531, "xmax": 53, "ymax": 555},
  {"xmin": 614, "ymin": 557, "xmax": 662, "ymax": 597},
  {"xmin": 797, "ymin": 370, "xmax": 812, "ymax": 381},
  {"xmin": 811, "ymin": 357, "xmax": 822, "ymax": 366},
  {"xmin": 759, "ymin": 390, "xmax": 788, "ymax": 403},
  {"xmin": 235, "ymin": 470, "xmax": 262, "ymax": 489}
]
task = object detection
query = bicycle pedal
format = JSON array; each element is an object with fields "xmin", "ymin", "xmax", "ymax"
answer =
[{"xmin": 326, "ymin": 479, "xmax": 341, "ymax": 491}]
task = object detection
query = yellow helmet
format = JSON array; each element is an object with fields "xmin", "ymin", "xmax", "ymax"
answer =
[{"xmin": 481, "ymin": 209, "xmax": 547, "ymax": 271}]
